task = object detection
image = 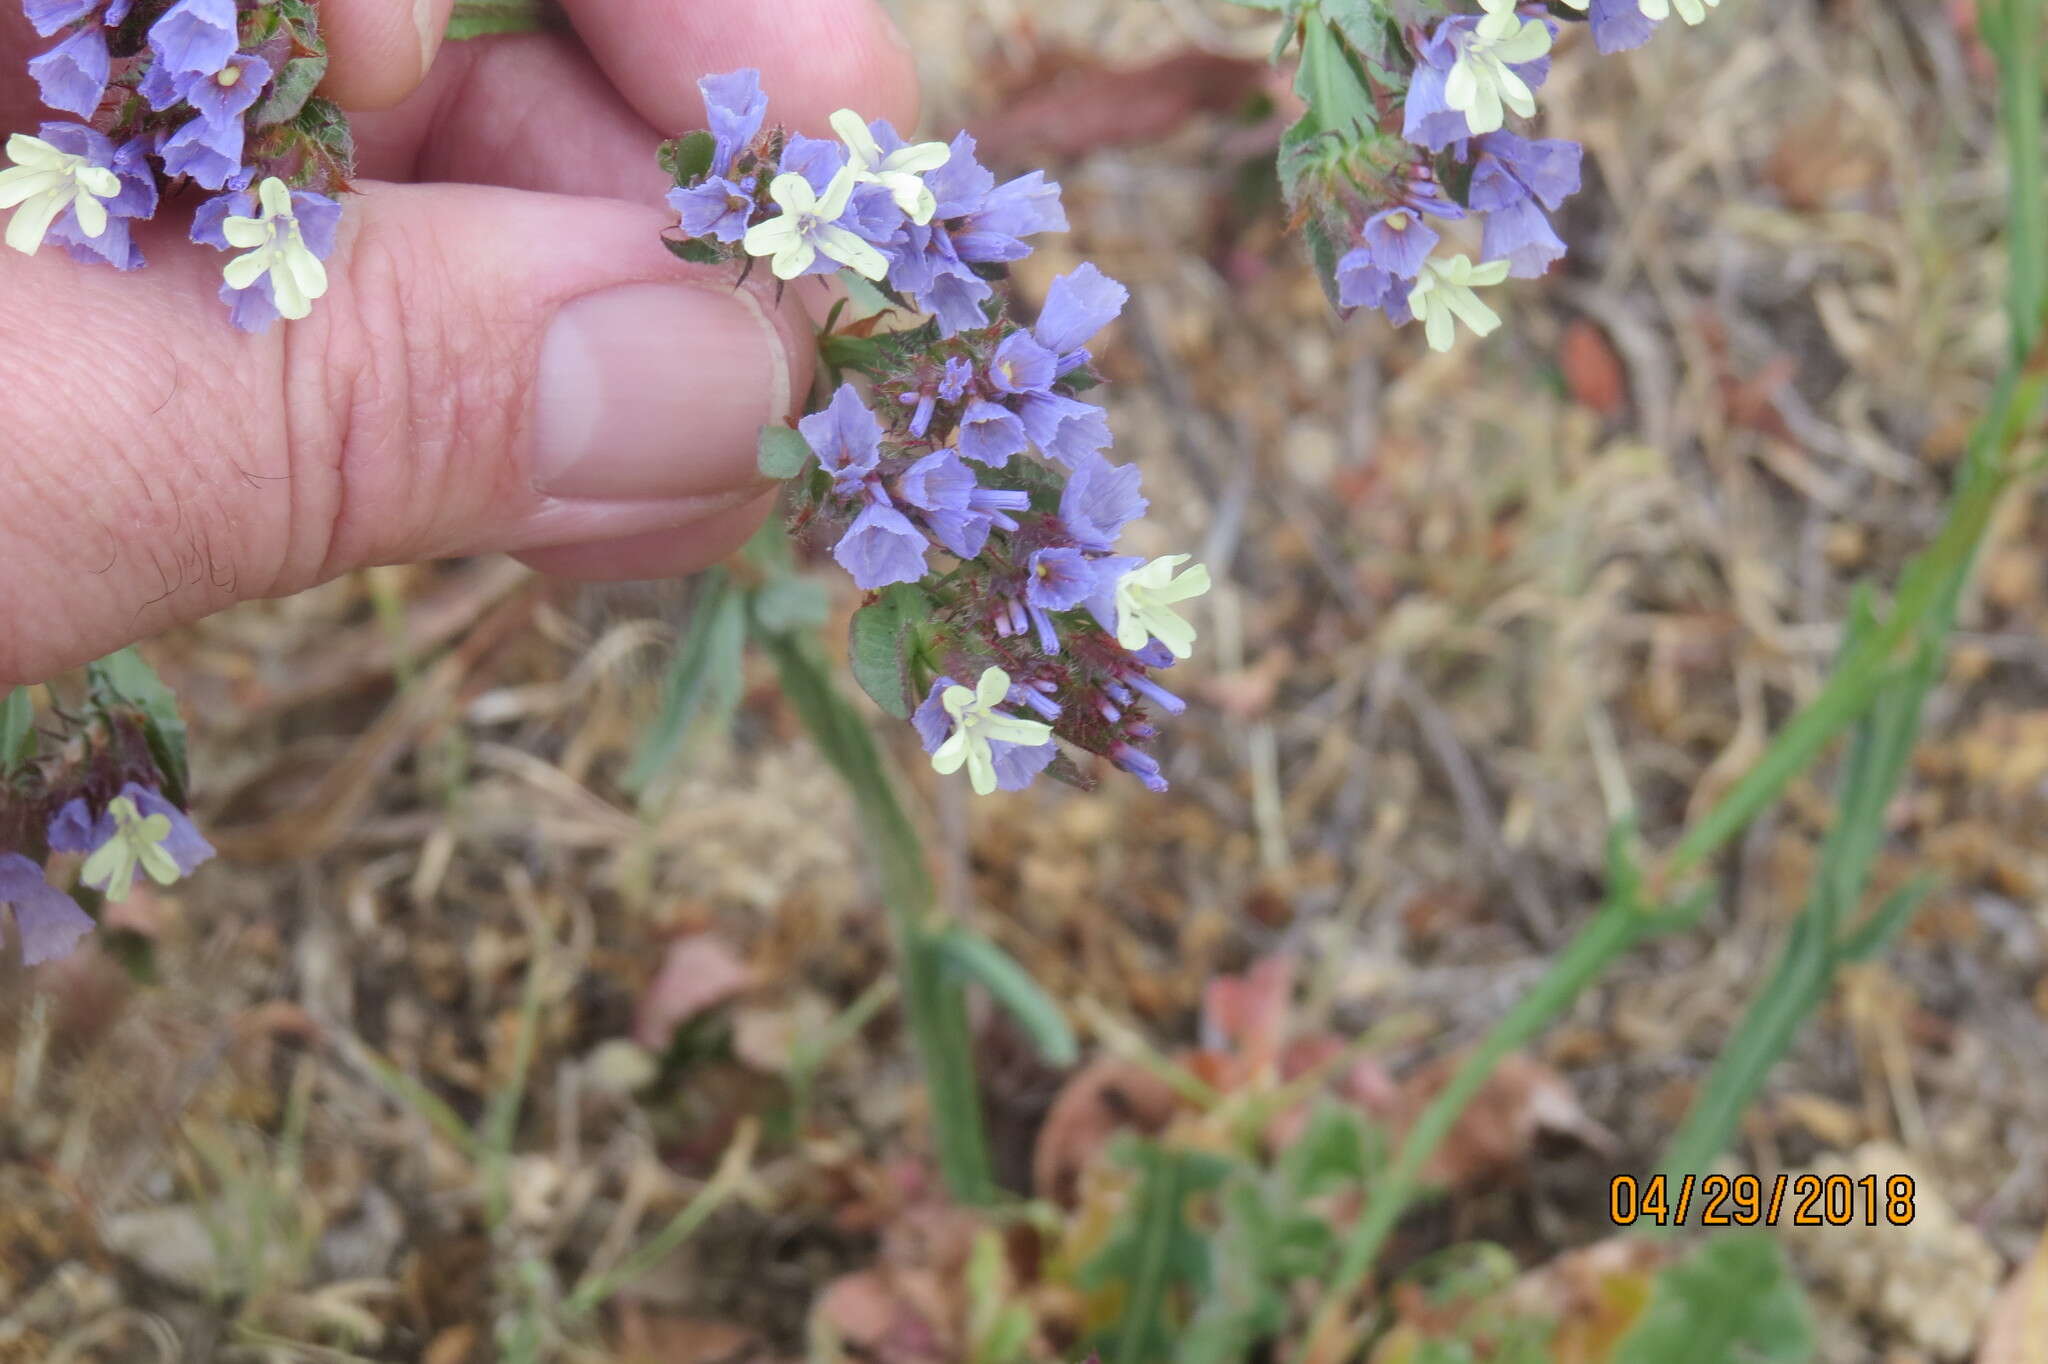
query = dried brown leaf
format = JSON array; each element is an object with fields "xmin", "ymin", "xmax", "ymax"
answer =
[{"xmin": 633, "ymin": 934, "xmax": 754, "ymax": 1050}]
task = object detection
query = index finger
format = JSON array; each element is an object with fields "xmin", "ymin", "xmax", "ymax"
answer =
[
  {"xmin": 558, "ymin": 0, "xmax": 918, "ymax": 137},
  {"xmin": 319, "ymin": 0, "xmax": 456, "ymax": 110}
]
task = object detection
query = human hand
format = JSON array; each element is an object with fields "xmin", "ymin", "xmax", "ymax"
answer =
[{"xmin": 0, "ymin": 0, "xmax": 916, "ymax": 685}]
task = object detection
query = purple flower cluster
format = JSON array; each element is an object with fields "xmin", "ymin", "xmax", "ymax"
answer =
[
  {"xmin": 4, "ymin": 0, "xmax": 347, "ymax": 329},
  {"xmin": 663, "ymin": 72, "xmax": 1208, "ymax": 794},
  {"xmin": 667, "ymin": 69, "xmax": 1066, "ymax": 331},
  {"xmin": 2, "ymin": 781, "xmax": 214, "ymax": 966},
  {"xmin": 1310, "ymin": 0, "xmax": 1712, "ymax": 335}
]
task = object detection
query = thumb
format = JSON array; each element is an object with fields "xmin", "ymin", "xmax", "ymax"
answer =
[{"xmin": 0, "ymin": 180, "xmax": 811, "ymax": 686}]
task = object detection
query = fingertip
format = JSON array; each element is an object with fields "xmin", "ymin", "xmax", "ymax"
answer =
[
  {"xmin": 763, "ymin": 0, "xmax": 919, "ymax": 134},
  {"xmin": 319, "ymin": 0, "xmax": 452, "ymax": 111},
  {"xmin": 512, "ymin": 491, "xmax": 777, "ymax": 579},
  {"xmin": 563, "ymin": 0, "xmax": 919, "ymax": 141}
]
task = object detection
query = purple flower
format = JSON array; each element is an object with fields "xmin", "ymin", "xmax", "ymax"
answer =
[
  {"xmin": 48, "ymin": 798, "xmax": 96, "ymax": 852},
  {"xmin": 1469, "ymin": 132, "xmax": 1582, "ymax": 213},
  {"xmin": 1468, "ymin": 133, "xmax": 1580, "ymax": 278},
  {"xmin": 911, "ymin": 676, "xmax": 1057, "ymax": 792},
  {"xmin": 149, "ymin": 0, "xmax": 239, "ymax": 76},
  {"xmin": 700, "ymin": 68, "xmax": 767, "ymax": 176},
  {"xmin": 1079, "ymin": 553, "xmax": 1145, "ymax": 638},
  {"xmin": 1334, "ymin": 252, "xmax": 1415, "ymax": 324},
  {"xmin": 799, "ymin": 383, "xmax": 883, "ymax": 485},
  {"xmin": 33, "ymin": 124, "xmax": 157, "ymax": 270},
  {"xmin": 899, "ymin": 449, "xmax": 988, "ymax": 557},
  {"xmin": 160, "ymin": 111, "xmax": 244, "ymax": 189},
  {"xmin": 926, "ymin": 136, "xmax": 1066, "ymax": 259},
  {"xmin": 0, "ymin": 853, "xmax": 94, "ymax": 966},
  {"xmin": 834, "ymin": 501, "xmax": 929, "ymax": 589},
  {"xmin": 1110, "ymin": 659, "xmax": 1187, "ymax": 716},
  {"xmin": 28, "ymin": 26, "xmax": 109, "ymax": 118},
  {"xmin": 191, "ymin": 184, "xmax": 342, "ymax": 331},
  {"xmin": 770, "ymin": 132, "xmax": 898, "ymax": 245},
  {"xmin": 1058, "ymin": 451, "xmax": 1146, "ymax": 549},
  {"xmin": 667, "ymin": 174, "xmax": 755, "ymax": 242},
  {"xmin": 938, "ymin": 355, "xmax": 972, "ymax": 401},
  {"xmin": 1401, "ymin": 17, "xmax": 1553, "ymax": 152},
  {"xmin": 780, "ymin": 132, "xmax": 845, "ymax": 194},
  {"xmin": 24, "ymin": 0, "xmax": 96, "ymax": 36},
  {"xmin": 1587, "ymin": 0, "xmax": 1659, "ymax": 53},
  {"xmin": 1400, "ymin": 62, "xmax": 1469, "ymax": 153},
  {"xmin": 956, "ymin": 398, "xmax": 1027, "ymax": 466},
  {"xmin": 988, "ymin": 331, "xmax": 1058, "ymax": 396},
  {"xmin": 1108, "ymin": 742, "xmax": 1168, "ymax": 793},
  {"xmin": 1014, "ymin": 391, "xmax": 1111, "ymax": 468},
  {"xmin": 57, "ymin": 783, "xmax": 216, "ymax": 879},
  {"xmin": 1359, "ymin": 208, "xmax": 1438, "ymax": 279},
  {"xmin": 1480, "ymin": 196, "xmax": 1566, "ymax": 277},
  {"xmin": 1031, "ymin": 262, "xmax": 1126, "ymax": 364},
  {"xmin": 883, "ymin": 133, "xmax": 1067, "ymax": 336},
  {"xmin": 899, "ymin": 355, "xmax": 973, "ymax": 438},
  {"xmin": 898, "ymin": 449, "xmax": 1028, "ymax": 559},
  {"xmin": 1025, "ymin": 547, "xmax": 1115, "ymax": 612},
  {"xmin": 140, "ymin": 50, "xmax": 271, "ymax": 122}
]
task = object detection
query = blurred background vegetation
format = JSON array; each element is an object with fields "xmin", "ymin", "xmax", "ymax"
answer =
[{"xmin": 6, "ymin": 0, "xmax": 2048, "ymax": 1360}]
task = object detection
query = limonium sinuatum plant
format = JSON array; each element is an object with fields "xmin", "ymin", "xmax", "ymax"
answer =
[
  {"xmin": 663, "ymin": 70, "xmax": 1212, "ymax": 796},
  {"xmin": 1272, "ymin": 0, "xmax": 1721, "ymax": 348},
  {"xmin": 1, "ymin": 0, "xmax": 350, "ymax": 329}
]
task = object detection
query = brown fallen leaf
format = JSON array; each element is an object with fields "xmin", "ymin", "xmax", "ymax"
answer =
[
  {"xmin": 1978, "ymin": 1232, "xmax": 2048, "ymax": 1364},
  {"xmin": 1030, "ymin": 1057, "xmax": 1182, "ymax": 1206},
  {"xmin": 1500, "ymin": 1237, "xmax": 1668, "ymax": 1364},
  {"xmin": 1197, "ymin": 954, "xmax": 1295, "ymax": 1087},
  {"xmin": 1560, "ymin": 318, "xmax": 1628, "ymax": 417},
  {"xmin": 633, "ymin": 933, "xmax": 753, "ymax": 1050},
  {"xmin": 611, "ymin": 1307, "xmax": 773, "ymax": 1364},
  {"xmin": 1393, "ymin": 1051, "xmax": 1615, "ymax": 1188},
  {"xmin": 1763, "ymin": 99, "xmax": 1885, "ymax": 210},
  {"xmin": 811, "ymin": 1268, "xmax": 954, "ymax": 1364}
]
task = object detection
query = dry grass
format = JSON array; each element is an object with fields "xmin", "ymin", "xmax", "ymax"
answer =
[{"xmin": 5, "ymin": 1, "xmax": 2046, "ymax": 1359}]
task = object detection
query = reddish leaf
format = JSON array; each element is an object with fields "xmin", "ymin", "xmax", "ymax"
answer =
[
  {"xmin": 633, "ymin": 933, "xmax": 752, "ymax": 1049},
  {"xmin": 1560, "ymin": 318, "xmax": 1627, "ymax": 417}
]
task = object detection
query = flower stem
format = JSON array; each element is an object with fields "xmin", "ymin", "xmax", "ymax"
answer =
[
  {"xmin": 762, "ymin": 632, "xmax": 997, "ymax": 1204},
  {"xmin": 1299, "ymin": 855, "xmax": 1692, "ymax": 1359}
]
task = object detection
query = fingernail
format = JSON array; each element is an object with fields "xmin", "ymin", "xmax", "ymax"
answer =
[
  {"xmin": 532, "ymin": 283, "xmax": 787, "ymax": 501},
  {"xmin": 412, "ymin": 0, "xmax": 441, "ymax": 74}
]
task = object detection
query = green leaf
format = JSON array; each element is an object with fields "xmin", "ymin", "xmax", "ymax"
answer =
[
  {"xmin": 1301, "ymin": 216, "xmax": 1347, "ymax": 313},
  {"xmin": 1293, "ymin": 16, "xmax": 1377, "ymax": 138},
  {"xmin": 848, "ymin": 584, "xmax": 932, "ymax": 720},
  {"xmin": 1277, "ymin": 1099, "xmax": 1377, "ymax": 1198},
  {"xmin": 289, "ymin": 95, "xmax": 356, "ymax": 169},
  {"xmin": 87, "ymin": 648, "xmax": 189, "ymax": 806},
  {"xmin": 1611, "ymin": 1234, "xmax": 1815, "ymax": 1364},
  {"xmin": 1078, "ymin": 1139, "xmax": 1234, "ymax": 1364},
  {"xmin": 0, "ymin": 688, "xmax": 33, "ymax": 776},
  {"xmin": 835, "ymin": 269, "xmax": 898, "ymax": 321},
  {"xmin": 444, "ymin": 0, "xmax": 549, "ymax": 39},
  {"xmin": 251, "ymin": 54, "xmax": 328, "ymax": 128},
  {"xmin": 1316, "ymin": 0, "xmax": 1392, "ymax": 66},
  {"xmin": 759, "ymin": 634, "xmax": 995, "ymax": 1202},
  {"xmin": 626, "ymin": 574, "xmax": 749, "ymax": 793},
  {"xmin": 757, "ymin": 424, "xmax": 812, "ymax": 480},
  {"xmin": 819, "ymin": 332, "xmax": 888, "ymax": 375},
  {"xmin": 749, "ymin": 577, "xmax": 831, "ymax": 637},
  {"xmin": 934, "ymin": 926, "xmax": 1078, "ymax": 1066},
  {"xmin": 664, "ymin": 236, "xmax": 728, "ymax": 266},
  {"xmin": 659, "ymin": 129, "xmax": 718, "ymax": 185}
]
